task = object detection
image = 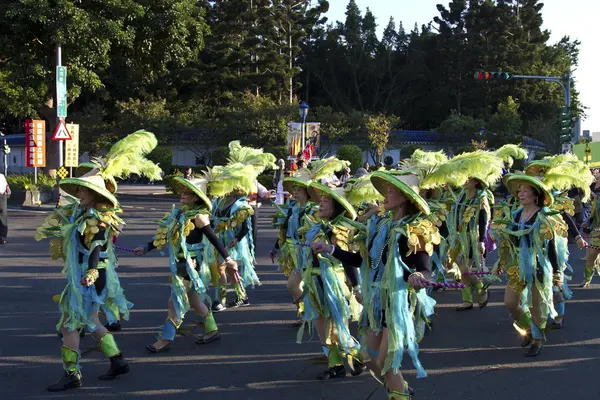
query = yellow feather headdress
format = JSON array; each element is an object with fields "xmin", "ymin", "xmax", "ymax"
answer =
[
  {"xmin": 421, "ymin": 150, "xmax": 504, "ymax": 189},
  {"xmin": 227, "ymin": 141, "xmax": 277, "ymax": 175},
  {"xmin": 203, "ymin": 162, "xmax": 258, "ymax": 198},
  {"xmin": 344, "ymin": 173, "xmax": 384, "ymax": 206},
  {"xmin": 399, "ymin": 149, "xmax": 448, "ymax": 182},
  {"xmin": 525, "ymin": 153, "xmax": 594, "ymax": 202},
  {"xmin": 493, "ymin": 144, "xmax": 528, "ymax": 168}
]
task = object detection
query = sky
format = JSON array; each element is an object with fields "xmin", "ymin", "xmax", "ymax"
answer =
[{"xmin": 325, "ymin": 0, "xmax": 600, "ymax": 133}]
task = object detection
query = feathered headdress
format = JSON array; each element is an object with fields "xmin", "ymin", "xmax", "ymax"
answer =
[
  {"xmin": 204, "ymin": 163, "xmax": 258, "ymax": 198},
  {"xmin": 91, "ymin": 130, "xmax": 163, "ymax": 182},
  {"xmin": 525, "ymin": 153, "xmax": 594, "ymax": 202},
  {"xmin": 283, "ymin": 156, "xmax": 350, "ymax": 193},
  {"xmin": 344, "ymin": 173, "xmax": 383, "ymax": 206},
  {"xmin": 227, "ymin": 141, "xmax": 277, "ymax": 175},
  {"xmin": 493, "ymin": 144, "xmax": 529, "ymax": 168},
  {"xmin": 399, "ymin": 149, "xmax": 448, "ymax": 182},
  {"xmin": 59, "ymin": 130, "xmax": 162, "ymax": 208},
  {"xmin": 421, "ymin": 150, "xmax": 504, "ymax": 189}
]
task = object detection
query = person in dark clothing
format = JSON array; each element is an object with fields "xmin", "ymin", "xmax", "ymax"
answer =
[
  {"xmin": 312, "ymin": 172, "xmax": 438, "ymax": 399},
  {"xmin": 0, "ymin": 172, "xmax": 9, "ymax": 244},
  {"xmin": 133, "ymin": 177, "xmax": 236, "ymax": 352}
]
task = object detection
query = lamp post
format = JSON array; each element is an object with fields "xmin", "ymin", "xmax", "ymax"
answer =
[
  {"xmin": 1, "ymin": 131, "xmax": 7, "ymax": 176},
  {"xmin": 298, "ymin": 101, "xmax": 309, "ymax": 157}
]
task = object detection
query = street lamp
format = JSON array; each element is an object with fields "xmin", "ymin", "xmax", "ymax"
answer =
[{"xmin": 298, "ymin": 101, "xmax": 309, "ymax": 156}]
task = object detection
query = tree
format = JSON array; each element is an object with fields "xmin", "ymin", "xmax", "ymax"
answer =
[
  {"xmin": 436, "ymin": 111, "xmax": 486, "ymax": 149},
  {"xmin": 337, "ymin": 144, "xmax": 363, "ymax": 173},
  {"xmin": 487, "ymin": 96, "xmax": 522, "ymax": 147},
  {"xmin": 364, "ymin": 113, "xmax": 397, "ymax": 165}
]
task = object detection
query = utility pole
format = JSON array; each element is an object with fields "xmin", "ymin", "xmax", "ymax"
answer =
[{"xmin": 54, "ymin": 43, "xmax": 63, "ymax": 201}]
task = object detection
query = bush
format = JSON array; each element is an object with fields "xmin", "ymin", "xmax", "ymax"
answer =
[
  {"xmin": 337, "ymin": 144, "xmax": 363, "ymax": 173},
  {"xmin": 147, "ymin": 147, "xmax": 173, "ymax": 174},
  {"xmin": 163, "ymin": 170, "xmax": 184, "ymax": 194},
  {"xmin": 399, "ymin": 145, "xmax": 423, "ymax": 160},
  {"xmin": 211, "ymin": 146, "xmax": 230, "ymax": 166},
  {"xmin": 265, "ymin": 145, "xmax": 289, "ymax": 163},
  {"xmin": 7, "ymin": 173, "xmax": 56, "ymax": 193}
]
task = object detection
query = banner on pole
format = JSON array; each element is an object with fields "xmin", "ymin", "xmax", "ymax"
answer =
[
  {"xmin": 56, "ymin": 66, "xmax": 67, "ymax": 118},
  {"xmin": 64, "ymin": 123, "xmax": 80, "ymax": 167},
  {"xmin": 25, "ymin": 120, "xmax": 46, "ymax": 167},
  {"xmin": 286, "ymin": 122, "xmax": 321, "ymax": 160}
]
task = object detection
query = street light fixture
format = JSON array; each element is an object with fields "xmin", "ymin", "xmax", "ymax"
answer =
[{"xmin": 298, "ymin": 101, "xmax": 309, "ymax": 156}]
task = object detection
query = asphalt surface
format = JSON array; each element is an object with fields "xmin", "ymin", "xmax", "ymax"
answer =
[{"xmin": 1, "ymin": 195, "xmax": 600, "ymax": 400}]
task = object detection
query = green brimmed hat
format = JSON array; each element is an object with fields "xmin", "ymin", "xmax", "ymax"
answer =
[
  {"xmin": 370, "ymin": 171, "xmax": 430, "ymax": 215},
  {"xmin": 174, "ymin": 176, "xmax": 212, "ymax": 211},
  {"xmin": 282, "ymin": 167, "xmax": 312, "ymax": 194},
  {"xmin": 506, "ymin": 174, "xmax": 554, "ymax": 207},
  {"xmin": 524, "ymin": 160, "xmax": 550, "ymax": 177},
  {"xmin": 283, "ymin": 157, "xmax": 350, "ymax": 196},
  {"xmin": 60, "ymin": 172, "xmax": 119, "ymax": 209},
  {"xmin": 307, "ymin": 181, "xmax": 357, "ymax": 220}
]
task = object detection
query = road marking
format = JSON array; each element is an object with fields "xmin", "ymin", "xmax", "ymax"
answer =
[{"xmin": 7, "ymin": 207, "xmax": 49, "ymax": 214}]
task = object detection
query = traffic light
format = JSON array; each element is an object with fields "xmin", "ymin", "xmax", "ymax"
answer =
[
  {"xmin": 474, "ymin": 71, "xmax": 513, "ymax": 81},
  {"xmin": 2, "ymin": 144, "xmax": 9, "ymax": 155},
  {"xmin": 559, "ymin": 106, "xmax": 576, "ymax": 144}
]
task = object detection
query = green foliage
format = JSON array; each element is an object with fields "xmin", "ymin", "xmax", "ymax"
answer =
[
  {"xmin": 399, "ymin": 145, "xmax": 424, "ymax": 160},
  {"xmin": 265, "ymin": 146, "xmax": 289, "ymax": 163},
  {"xmin": 337, "ymin": 144, "xmax": 363, "ymax": 173},
  {"xmin": 6, "ymin": 173, "xmax": 56, "ymax": 193},
  {"xmin": 454, "ymin": 146, "xmax": 475, "ymax": 156},
  {"xmin": 163, "ymin": 170, "xmax": 184, "ymax": 195},
  {"xmin": 488, "ymin": 96, "xmax": 523, "ymax": 147},
  {"xmin": 147, "ymin": 147, "xmax": 173, "ymax": 175},
  {"xmin": 436, "ymin": 111, "xmax": 486, "ymax": 146},
  {"xmin": 364, "ymin": 114, "xmax": 398, "ymax": 164},
  {"xmin": 210, "ymin": 146, "xmax": 230, "ymax": 166}
]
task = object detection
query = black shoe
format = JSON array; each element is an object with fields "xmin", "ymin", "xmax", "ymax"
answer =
[
  {"xmin": 47, "ymin": 371, "xmax": 82, "ymax": 392},
  {"xmin": 317, "ymin": 364, "xmax": 346, "ymax": 380},
  {"xmin": 105, "ymin": 321, "xmax": 122, "ymax": 332},
  {"xmin": 525, "ymin": 341, "xmax": 543, "ymax": 357},
  {"xmin": 478, "ymin": 288, "xmax": 490, "ymax": 309},
  {"xmin": 456, "ymin": 303, "xmax": 473, "ymax": 311},
  {"xmin": 228, "ymin": 297, "xmax": 250, "ymax": 308},
  {"xmin": 520, "ymin": 333, "xmax": 533, "ymax": 347},
  {"xmin": 211, "ymin": 301, "xmax": 226, "ymax": 312},
  {"xmin": 145, "ymin": 343, "xmax": 171, "ymax": 353},
  {"xmin": 350, "ymin": 358, "xmax": 367, "ymax": 376},
  {"xmin": 99, "ymin": 353, "xmax": 129, "ymax": 380}
]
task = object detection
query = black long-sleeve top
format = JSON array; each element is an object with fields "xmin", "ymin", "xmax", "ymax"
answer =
[
  {"xmin": 332, "ymin": 234, "xmax": 432, "ymax": 287},
  {"xmin": 511, "ymin": 209, "xmax": 559, "ymax": 274},
  {"xmin": 561, "ymin": 212, "xmax": 580, "ymax": 239},
  {"xmin": 146, "ymin": 223, "xmax": 229, "ymax": 260},
  {"xmin": 77, "ymin": 224, "xmax": 108, "ymax": 295}
]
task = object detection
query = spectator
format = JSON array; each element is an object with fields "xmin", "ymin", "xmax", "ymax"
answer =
[
  {"xmin": 363, "ymin": 162, "xmax": 371, "ymax": 172},
  {"xmin": 0, "ymin": 172, "xmax": 9, "ymax": 244},
  {"xmin": 376, "ymin": 162, "xmax": 385, "ymax": 170},
  {"xmin": 184, "ymin": 167, "xmax": 193, "ymax": 180},
  {"xmin": 321, "ymin": 172, "xmax": 340, "ymax": 188},
  {"xmin": 355, "ymin": 166, "xmax": 369, "ymax": 177},
  {"xmin": 339, "ymin": 167, "xmax": 352, "ymax": 187},
  {"xmin": 248, "ymin": 180, "xmax": 274, "ymax": 244},
  {"xmin": 296, "ymin": 159, "xmax": 306, "ymax": 170},
  {"xmin": 273, "ymin": 159, "xmax": 285, "ymax": 205}
]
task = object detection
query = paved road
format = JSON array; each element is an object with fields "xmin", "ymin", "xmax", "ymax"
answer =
[{"xmin": 1, "ymin": 197, "xmax": 600, "ymax": 399}]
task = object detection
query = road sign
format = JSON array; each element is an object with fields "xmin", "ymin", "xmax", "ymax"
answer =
[
  {"xmin": 57, "ymin": 166, "xmax": 69, "ymax": 179},
  {"xmin": 65, "ymin": 123, "xmax": 80, "ymax": 167},
  {"xmin": 25, "ymin": 120, "xmax": 46, "ymax": 167},
  {"xmin": 52, "ymin": 120, "xmax": 71, "ymax": 140},
  {"xmin": 56, "ymin": 66, "xmax": 67, "ymax": 118}
]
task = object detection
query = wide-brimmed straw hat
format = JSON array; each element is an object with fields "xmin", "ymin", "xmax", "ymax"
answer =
[
  {"xmin": 307, "ymin": 181, "xmax": 357, "ymax": 220},
  {"xmin": 370, "ymin": 171, "xmax": 430, "ymax": 215}
]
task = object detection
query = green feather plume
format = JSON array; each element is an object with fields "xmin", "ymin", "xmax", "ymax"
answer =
[
  {"xmin": 493, "ymin": 144, "xmax": 528, "ymax": 168},
  {"xmin": 400, "ymin": 149, "xmax": 448, "ymax": 181},
  {"xmin": 93, "ymin": 130, "xmax": 162, "ymax": 181},
  {"xmin": 204, "ymin": 163, "xmax": 257, "ymax": 198},
  {"xmin": 421, "ymin": 150, "xmax": 504, "ymax": 189},
  {"xmin": 227, "ymin": 141, "xmax": 277, "ymax": 174},
  {"xmin": 344, "ymin": 173, "xmax": 383, "ymax": 206},
  {"xmin": 527, "ymin": 153, "xmax": 594, "ymax": 202},
  {"xmin": 307, "ymin": 157, "xmax": 350, "ymax": 181}
]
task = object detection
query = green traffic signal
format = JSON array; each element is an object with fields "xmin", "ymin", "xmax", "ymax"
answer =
[{"xmin": 2, "ymin": 144, "xmax": 9, "ymax": 155}]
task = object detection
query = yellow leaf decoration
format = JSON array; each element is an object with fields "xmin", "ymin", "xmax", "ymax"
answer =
[{"xmin": 403, "ymin": 218, "xmax": 441, "ymax": 256}]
